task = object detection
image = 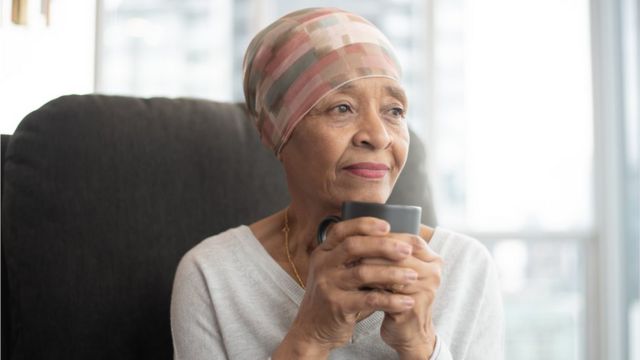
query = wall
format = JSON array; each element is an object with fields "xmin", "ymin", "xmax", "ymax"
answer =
[{"xmin": 0, "ymin": 0, "xmax": 96, "ymax": 135}]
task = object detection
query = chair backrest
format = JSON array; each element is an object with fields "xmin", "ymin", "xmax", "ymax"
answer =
[{"xmin": 0, "ymin": 94, "xmax": 436, "ymax": 359}]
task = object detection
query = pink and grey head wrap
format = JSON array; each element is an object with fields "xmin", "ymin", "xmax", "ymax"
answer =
[{"xmin": 242, "ymin": 7, "xmax": 402, "ymax": 155}]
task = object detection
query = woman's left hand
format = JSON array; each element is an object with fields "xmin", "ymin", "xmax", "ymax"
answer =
[{"xmin": 360, "ymin": 228, "xmax": 442, "ymax": 359}]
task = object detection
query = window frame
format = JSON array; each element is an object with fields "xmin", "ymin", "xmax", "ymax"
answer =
[{"xmin": 588, "ymin": 0, "xmax": 637, "ymax": 358}]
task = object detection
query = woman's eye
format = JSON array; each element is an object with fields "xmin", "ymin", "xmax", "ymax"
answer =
[
  {"xmin": 388, "ymin": 107, "xmax": 405, "ymax": 118},
  {"xmin": 333, "ymin": 104, "xmax": 352, "ymax": 114}
]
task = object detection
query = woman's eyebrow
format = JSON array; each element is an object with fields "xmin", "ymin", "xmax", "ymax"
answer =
[
  {"xmin": 385, "ymin": 86, "xmax": 407, "ymax": 105},
  {"xmin": 331, "ymin": 83, "xmax": 406, "ymax": 105},
  {"xmin": 334, "ymin": 83, "xmax": 355, "ymax": 94}
]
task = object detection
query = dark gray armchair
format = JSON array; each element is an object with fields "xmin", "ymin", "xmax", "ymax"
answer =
[{"xmin": 1, "ymin": 95, "xmax": 436, "ymax": 359}]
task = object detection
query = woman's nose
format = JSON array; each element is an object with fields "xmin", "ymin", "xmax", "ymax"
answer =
[{"xmin": 352, "ymin": 107, "xmax": 392, "ymax": 150}]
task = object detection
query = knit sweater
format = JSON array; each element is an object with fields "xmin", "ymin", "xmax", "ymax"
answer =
[{"xmin": 170, "ymin": 225, "xmax": 504, "ymax": 359}]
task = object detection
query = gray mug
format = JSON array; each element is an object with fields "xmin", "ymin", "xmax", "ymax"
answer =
[{"xmin": 316, "ymin": 201, "xmax": 422, "ymax": 245}]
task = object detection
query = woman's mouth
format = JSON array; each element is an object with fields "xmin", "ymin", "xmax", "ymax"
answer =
[{"xmin": 343, "ymin": 162, "xmax": 390, "ymax": 179}]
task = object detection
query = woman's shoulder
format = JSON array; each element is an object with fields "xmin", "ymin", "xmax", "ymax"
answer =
[
  {"xmin": 429, "ymin": 227, "xmax": 496, "ymax": 273},
  {"xmin": 429, "ymin": 227, "xmax": 501, "ymax": 314},
  {"xmin": 177, "ymin": 225, "xmax": 252, "ymax": 271}
]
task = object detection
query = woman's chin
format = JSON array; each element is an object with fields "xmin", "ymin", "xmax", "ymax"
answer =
[{"xmin": 336, "ymin": 189, "xmax": 391, "ymax": 205}]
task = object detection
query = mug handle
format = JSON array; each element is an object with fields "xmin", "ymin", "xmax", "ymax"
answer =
[{"xmin": 316, "ymin": 215, "xmax": 342, "ymax": 245}]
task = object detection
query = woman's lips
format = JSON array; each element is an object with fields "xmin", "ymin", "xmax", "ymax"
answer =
[{"xmin": 344, "ymin": 162, "xmax": 390, "ymax": 179}]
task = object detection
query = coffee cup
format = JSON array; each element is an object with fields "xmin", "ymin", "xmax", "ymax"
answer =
[{"xmin": 316, "ymin": 201, "xmax": 422, "ymax": 244}]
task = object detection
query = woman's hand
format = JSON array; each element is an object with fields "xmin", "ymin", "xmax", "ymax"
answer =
[
  {"xmin": 369, "ymin": 228, "xmax": 443, "ymax": 359},
  {"xmin": 274, "ymin": 217, "xmax": 421, "ymax": 359}
]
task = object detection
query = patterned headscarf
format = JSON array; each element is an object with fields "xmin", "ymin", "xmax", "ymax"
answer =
[{"xmin": 242, "ymin": 7, "xmax": 402, "ymax": 155}]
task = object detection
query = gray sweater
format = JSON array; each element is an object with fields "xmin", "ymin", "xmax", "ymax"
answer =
[{"xmin": 170, "ymin": 225, "xmax": 504, "ymax": 359}]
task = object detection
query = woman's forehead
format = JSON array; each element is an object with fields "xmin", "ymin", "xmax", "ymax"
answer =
[{"xmin": 329, "ymin": 79, "xmax": 407, "ymax": 103}]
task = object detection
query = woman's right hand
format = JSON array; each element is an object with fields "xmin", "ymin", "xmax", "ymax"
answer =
[{"xmin": 273, "ymin": 217, "xmax": 419, "ymax": 359}]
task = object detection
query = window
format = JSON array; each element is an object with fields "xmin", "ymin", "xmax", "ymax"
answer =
[
  {"xmin": 0, "ymin": 0, "xmax": 96, "ymax": 134},
  {"xmin": 97, "ymin": 0, "xmax": 234, "ymax": 101},
  {"xmin": 429, "ymin": 1, "xmax": 592, "ymax": 358},
  {"xmin": 621, "ymin": 1, "xmax": 639, "ymax": 358},
  {"xmin": 590, "ymin": 0, "xmax": 640, "ymax": 358},
  {"xmin": 97, "ymin": 0, "xmax": 431, "ymax": 137}
]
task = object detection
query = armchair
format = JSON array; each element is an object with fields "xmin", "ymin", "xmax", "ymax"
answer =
[{"xmin": 1, "ymin": 94, "xmax": 436, "ymax": 359}]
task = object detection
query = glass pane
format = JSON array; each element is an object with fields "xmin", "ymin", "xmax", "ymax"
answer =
[
  {"xmin": 0, "ymin": 0, "xmax": 96, "ymax": 134},
  {"xmin": 489, "ymin": 238, "xmax": 584, "ymax": 360},
  {"xmin": 99, "ymin": 0, "xmax": 430, "ymax": 135},
  {"xmin": 432, "ymin": 0, "xmax": 593, "ymax": 233},
  {"xmin": 99, "ymin": 0, "xmax": 235, "ymax": 100}
]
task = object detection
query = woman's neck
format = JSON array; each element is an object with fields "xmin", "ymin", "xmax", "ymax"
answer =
[
  {"xmin": 248, "ymin": 199, "xmax": 341, "ymax": 260},
  {"xmin": 284, "ymin": 200, "xmax": 341, "ymax": 257}
]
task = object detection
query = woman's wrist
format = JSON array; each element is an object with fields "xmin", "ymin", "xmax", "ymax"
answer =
[
  {"xmin": 395, "ymin": 332, "xmax": 437, "ymax": 360},
  {"xmin": 397, "ymin": 345, "xmax": 435, "ymax": 360},
  {"xmin": 272, "ymin": 328, "xmax": 332, "ymax": 360},
  {"xmin": 396, "ymin": 344, "xmax": 433, "ymax": 360}
]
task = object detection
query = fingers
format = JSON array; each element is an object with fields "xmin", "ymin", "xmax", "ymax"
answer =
[
  {"xmin": 320, "ymin": 217, "xmax": 438, "ymax": 262},
  {"xmin": 339, "ymin": 235, "xmax": 414, "ymax": 263},
  {"xmin": 397, "ymin": 233, "xmax": 439, "ymax": 262},
  {"xmin": 354, "ymin": 256, "xmax": 443, "ymax": 296},
  {"xmin": 337, "ymin": 264, "xmax": 418, "ymax": 291},
  {"xmin": 317, "ymin": 217, "xmax": 441, "ymax": 279},
  {"xmin": 340, "ymin": 289, "xmax": 416, "ymax": 315},
  {"xmin": 336, "ymin": 232, "xmax": 440, "ymax": 265},
  {"xmin": 320, "ymin": 217, "xmax": 389, "ymax": 250}
]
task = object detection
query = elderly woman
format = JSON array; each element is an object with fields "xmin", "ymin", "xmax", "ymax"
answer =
[{"xmin": 170, "ymin": 7, "xmax": 503, "ymax": 360}]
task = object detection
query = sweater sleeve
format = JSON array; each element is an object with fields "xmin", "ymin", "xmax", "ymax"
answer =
[
  {"xmin": 464, "ymin": 255, "xmax": 505, "ymax": 359},
  {"xmin": 429, "ymin": 335, "xmax": 453, "ymax": 360},
  {"xmin": 170, "ymin": 252, "xmax": 228, "ymax": 360},
  {"xmin": 427, "ymin": 229, "xmax": 505, "ymax": 360}
]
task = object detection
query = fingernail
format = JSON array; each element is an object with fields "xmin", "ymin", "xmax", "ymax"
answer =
[
  {"xmin": 402, "ymin": 297, "xmax": 415, "ymax": 308},
  {"xmin": 378, "ymin": 221, "xmax": 389, "ymax": 233},
  {"xmin": 404, "ymin": 270, "xmax": 418, "ymax": 281},
  {"xmin": 397, "ymin": 243, "xmax": 412, "ymax": 256},
  {"xmin": 414, "ymin": 236, "xmax": 428, "ymax": 248}
]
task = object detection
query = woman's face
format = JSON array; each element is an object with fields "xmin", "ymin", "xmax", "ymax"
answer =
[{"xmin": 280, "ymin": 77, "xmax": 410, "ymax": 208}]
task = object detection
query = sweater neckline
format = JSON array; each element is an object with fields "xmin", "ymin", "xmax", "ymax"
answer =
[{"xmin": 234, "ymin": 225, "xmax": 383, "ymax": 338}]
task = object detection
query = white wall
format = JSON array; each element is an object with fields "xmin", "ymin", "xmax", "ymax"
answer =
[{"xmin": 0, "ymin": 0, "xmax": 96, "ymax": 135}]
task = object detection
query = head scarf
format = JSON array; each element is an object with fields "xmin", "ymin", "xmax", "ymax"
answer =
[{"xmin": 242, "ymin": 7, "xmax": 402, "ymax": 155}]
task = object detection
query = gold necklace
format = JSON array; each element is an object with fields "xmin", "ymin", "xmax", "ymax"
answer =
[{"xmin": 283, "ymin": 208, "xmax": 305, "ymax": 289}]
